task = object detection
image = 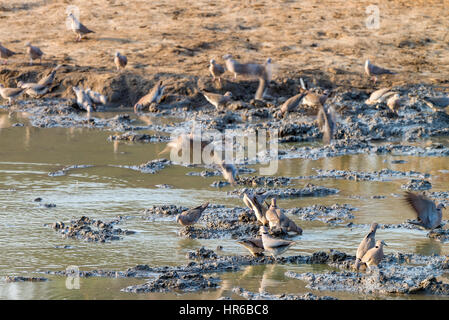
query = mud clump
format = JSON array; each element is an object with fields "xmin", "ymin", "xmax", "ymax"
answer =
[
  {"xmin": 286, "ymin": 204, "xmax": 357, "ymax": 223},
  {"xmin": 117, "ymin": 158, "xmax": 171, "ymax": 174},
  {"xmin": 5, "ymin": 276, "xmax": 48, "ymax": 282},
  {"xmin": 229, "ymin": 184, "xmax": 339, "ymax": 199},
  {"xmin": 48, "ymin": 216, "xmax": 135, "ymax": 243},
  {"xmin": 122, "ymin": 271, "xmax": 221, "ymax": 293},
  {"xmin": 107, "ymin": 132, "xmax": 171, "ymax": 143},
  {"xmin": 142, "ymin": 205, "xmax": 189, "ymax": 217},
  {"xmin": 401, "ymin": 179, "xmax": 432, "ymax": 191},
  {"xmin": 232, "ymin": 287, "xmax": 338, "ymax": 300}
]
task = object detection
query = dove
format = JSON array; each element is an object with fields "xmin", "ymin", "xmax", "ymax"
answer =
[
  {"xmin": 265, "ymin": 198, "xmax": 302, "ymax": 234},
  {"xmin": 387, "ymin": 93, "xmax": 401, "ymax": 113},
  {"xmin": 176, "ymin": 202, "xmax": 209, "ymax": 226},
  {"xmin": 209, "ymin": 59, "xmax": 225, "ymax": 84},
  {"xmin": 218, "ymin": 160, "xmax": 238, "ymax": 186},
  {"xmin": 365, "ymin": 87, "xmax": 396, "ymax": 105},
  {"xmin": 404, "ymin": 191, "xmax": 445, "ymax": 230},
  {"xmin": 422, "ymin": 96, "xmax": 449, "ymax": 112},
  {"xmin": 243, "ymin": 192, "xmax": 269, "ymax": 225},
  {"xmin": 85, "ymin": 88, "xmax": 107, "ymax": 105},
  {"xmin": 360, "ymin": 240, "xmax": 387, "ymax": 269},
  {"xmin": 0, "ymin": 84, "xmax": 24, "ymax": 104},
  {"xmin": 25, "ymin": 42, "xmax": 44, "ymax": 65},
  {"xmin": 72, "ymin": 86, "xmax": 94, "ymax": 112},
  {"xmin": 365, "ymin": 59, "xmax": 396, "ymax": 83},
  {"xmin": 38, "ymin": 64, "xmax": 62, "ymax": 87},
  {"xmin": 67, "ymin": 12, "xmax": 95, "ymax": 41},
  {"xmin": 353, "ymin": 222, "xmax": 378, "ymax": 271},
  {"xmin": 317, "ymin": 104, "xmax": 337, "ymax": 145},
  {"xmin": 237, "ymin": 238, "xmax": 265, "ymax": 257},
  {"xmin": 259, "ymin": 226, "xmax": 295, "ymax": 257},
  {"xmin": 280, "ymin": 92, "xmax": 307, "ymax": 115},
  {"xmin": 114, "ymin": 52, "xmax": 127, "ymax": 71},
  {"xmin": 0, "ymin": 43, "xmax": 16, "ymax": 64},
  {"xmin": 17, "ymin": 81, "xmax": 49, "ymax": 97},
  {"xmin": 302, "ymin": 90, "xmax": 330, "ymax": 109},
  {"xmin": 202, "ymin": 91, "xmax": 232, "ymax": 110},
  {"xmin": 158, "ymin": 132, "xmax": 212, "ymax": 158},
  {"xmin": 134, "ymin": 81, "xmax": 165, "ymax": 113}
]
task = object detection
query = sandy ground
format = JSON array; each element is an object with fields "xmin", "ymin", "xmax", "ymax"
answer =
[{"xmin": 0, "ymin": 0, "xmax": 448, "ymax": 106}]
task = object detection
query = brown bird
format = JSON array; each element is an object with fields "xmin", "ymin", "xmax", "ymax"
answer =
[
  {"xmin": 365, "ymin": 59, "xmax": 396, "ymax": 83},
  {"xmin": 243, "ymin": 192, "xmax": 269, "ymax": 225},
  {"xmin": 302, "ymin": 90, "xmax": 330, "ymax": 109},
  {"xmin": 265, "ymin": 198, "xmax": 302, "ymax": 234},
  {"xmin": 354, "ymin": 222, "xmax": 378, "ymax": 271},
  {"xmin": 67, "ymin": 13, "xmax": 95, "ymax": 41},
  {"xmin": 114, "ymin": 52, "xmax": 127, "ymax": 71},
  {"xmin": 25, "ymin": 42, "xmax": 44, "ymax": 65},
  {"xmin": 218, "ymin": 160, "xmax": 238, "ymax": 186},
  {"xmin": 317, "ymin": 104, "xmax": 337, "ymax": 145},
  {"xmin": 209, "ymin": 59, "xmax": 225, "ymax": 84},
  {"xmin": 387, "ymin": 94, "xmax": 401, "ymax": 113},
  {"xmin": 279, "ymin": 92, "xmax": 307, "ymax": 116},
  {"xmin": 202, "ymin": 91, "xmax": 233, "ymax": 110},
  {"xmin": 360, "ymin": 240, "xmax": 387, "ymax": 269},
  {"xmin": 0, "ymin": 43, "xmax": 16, "ymax": 64},
  {"xmin": 134, "ymin": 81, "xmax": 165, "ymax": 113},
  {"xmin": 17, "ymin": 81, "xmax": 49, "ymax": 97},
  {"xmin": 404, "ymin": 191, "xmax": 445, "ymax": 230},
  {"xmin": 176, "ymin": 202, "xmax": 209, "ymax": 226},
  {"xmin": 0, "ymin": 84, "xmax": 24, "ymax": 104},
  {"xmin": 259, "ymin": 226, "xmax": 295, "ymax": 257},
  {"xmin": 158, "ymin": 132, "xmax": 212, "ymax": 161},
  {"xmin": 237, "ymin": 238, "xmax": 265, "ymax": 257}
]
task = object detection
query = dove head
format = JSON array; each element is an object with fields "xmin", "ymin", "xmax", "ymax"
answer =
[
  {"xmin": 370, "ymin": 222, "xmax": 379, "ymax": 232},
  {"xmin": 376, "ymin": 240, "xmax": 387, "ymax": 247},
  {"xmin": 115, "ymin": 51, "xmax": 120, "ymax": 57},
  {"xmin": 210, "ymin": 59, "xmax": 215, "ymax": 64},
  {"xmin": 270, "ymin": 198, "xmax": 277, "ymax": 208},
  {"xmin": 266, "ymin": 57, "xmax": 272, "ymax": 64},
  {"xmin": 224, "ymin": 91, "xmax": 232, "ymax": 97}
]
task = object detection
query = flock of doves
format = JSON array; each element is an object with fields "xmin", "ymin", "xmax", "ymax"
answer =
[{"xmin": 0, "ymin": 11, "xmax": 448, "ymax": 271}]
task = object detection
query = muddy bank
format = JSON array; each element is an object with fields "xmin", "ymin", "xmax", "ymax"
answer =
[
  {"xmin": 228, "ymin": 184, "xmax": 339, "ymax": 199},
  {"xmin": 232, "ymin": 287, "xmax": 337, "ymax": 300},
  {"xmin": 285, "ymin": 204, "xmax": 357, "ymax": 224}
]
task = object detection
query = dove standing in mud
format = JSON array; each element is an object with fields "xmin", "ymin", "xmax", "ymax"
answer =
[
  {"xmin": 354, "ymin": 222, "xmax": 378, "ymax": 271},
  {"xmin": 159, "ymin": 132, "xmax": 212, "ymax": 157},
  {"xmin": 422, "ymin": 96, "xmax": 449, "ymax": 112},
  {"xmin": 317, "ymin": 104, "xmax": 337, "ymax": 145},
  {"xmin": 72, "ymin": 86, "xmax": 93, "ymax": 113},
  {"xmin": 25, "ymin": 42, "xmax": 44, "ymax": 65},
  {"xmin": 259, "ymin": 226, "xmax": 295, "ymax": 258},
  {"xmin": 0, "ymin": 84, "xmax": 24, "ymax": 104},
  {"xmin": 202, "ymin": 91, "xmax": 232, "ymax": 110},
  {"xmin": 404, "ymin": 191, "xmax": 445, "ymax": 230},
  {"xmin": 67, "ymin": 12, "xmax": 95, "ymax": 42},
  {"xmin": 360, "ymin": 240, "xmax": 387, "ymax": 270},
  {"xmin": 176, "ymin": 202, "xmax": 209, "ymax": 226},
  {"xmin": 38, "ymin": 64, "xmax": 62, "ymax": 87},
  {"xmin": 218, "ymin": 160, "xmax": 238, "ymax": 186},
  {"xmin": 114, "ymin": 52, "xmax": 127, "ymax": 71},
  {"xmin": 134, "ymin": 81, "xmax": 165, "ymax": 113},
  {"xmin": 17, "ymin": 81, "xmax": 49, "ymax": 97},
  {"xmin": 209, "ymin": 59, "xmax": 225, "ymax": 84},
  {"xmin": 280, "ymin": 92, "xmax": 307, "ymax": 116},
  {"xmin": 237, "ymin": 238, "xmax": 265, "ymax": 257},
  {"xmin": 387, "ymin": 93, "xmax": 401, "ymax": 113},
  {"xmin": 0, "ymin": 43, "xmax": 16, "ymax": 64},
  {"xmin": 85, "ymin": 88, "xmax": 107, "ymax": 106},
  {"xmin": 365, "ymin": 87, "xmax": 396, "ymax": 105},
  {"xmin": 302, "ymin": 90, "xmax": 330, "ymax": 109},
  {"xmin": 365, "ymin": 59, "xmax": 396, "ymax": 83},
  {"xmin": 265, "ymin": 198, "xmax": 302, "ymax": 234},
  {"xmin": 243, "ymin": 192, "xmax": 269, "ymax": 226}
]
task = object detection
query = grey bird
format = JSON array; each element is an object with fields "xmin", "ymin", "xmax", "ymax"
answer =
[
  {"xmin": 114, "ymin": 52, "xmax": 127, "ymax": 71},
  {"xmin": 354, "ymin": 222, "xmax": 379, "ymax": 270},
  {"xmin": 209, "ymin": 59, "xmax": 225, "ymax": 84},
  {"xmin": 302, "ymin": 90, "xmax": 330, "ymax": 109},
  {"xmin": 176, "ymin": 202, "xmax": 209, "ymax": 226},
  {"xmin": 404, "ymin": 191, "xmax": 445, "ymax": 230},
  {"xmin": 0, "ymin": 43, "xmax": 16, "ymax": 64},
  {"xmin": 17, "ymin": 81, "xmax": 49, "ymax": 97},
  {"xmin": 134, "ymin": 81, "xmax": 165, "ymax": 113},
  {"xmin": 237, "ymin": 238, "xmax": 265, "ymax": 257},
  {"xmin": 0, "ymin": 84, "xmax": 24, "ymax": 104},
  {"xmin": 422, "ymin": 96, "xmax": 449, "ymax": 112},
  {"xmin": 259, "ymin": 226, "xmax": 295, "ymax": 257},
  {"xmin": 218, "ymin": 160, "xmax": 238, "ymax": 186},
  {"xmin": 72, "ymin": 86, "xmax": 93, "ymax": 112},
  {"xmin": 202, "ymin": 91, "xmax": 232, "ymax": 110},
  {"xmin": 280, "ymin": 92, "xmax": 307, "ymax": 115},
  {"xmin": 365, "ymin": 59, "xmax": 396, "ymax": 83},
  {"xmin": 387, "ymin": 93, "xmax": 401, "ymax": 113},
  {"xmin": 265, "ymin": 198, "xmax": 302, "ymax": 234},
  {"xmin": 365, "ymin": 87, "xmax": 396, "ymax": 105},
  {"xmin": 38, "ymin": 64, "xmax": 62, "ymax": 87},
  {"xmin": 25, "ymin": 42, "xmax": 44, "ymax": 65},
  {"xmin": 67, "ymin": 13, "xmax": 95, "ymax": 41},
  {"xmin": 317, "ymin": 104, "xmax": 337, "ymax": 145},
  {"xmin": 360, "ymin": 240, "xmax": 387, "ymax": 269},
  {"xmin": 243, "ymin": 192, "xmax": 269, "ymax": 226},
  {"xmin": 85, "ymin": 88, "xmax": 107, "ymax": 105}
]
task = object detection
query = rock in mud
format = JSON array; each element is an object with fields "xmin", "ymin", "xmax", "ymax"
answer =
[
  {"xmin": 401, "ymin": 179, "xmax": 432, "ymax": 191},
  {"xmin": 229, "ymin": 184, "xmax": 339, "ymax": 199},
  {"xmin": 117, "ymin": 158, "xmax": 171, "ymax": 174},
  {"xmin": 232, "ymin": 287, "xmax": 337, "ymax": 300},
  {"xmin": 285, "ymin": 204, "xmax": 357, "ymax": 223},
  {"xmin": 5, "ymin": 276, "xmax": 48, "ymax": 282}
]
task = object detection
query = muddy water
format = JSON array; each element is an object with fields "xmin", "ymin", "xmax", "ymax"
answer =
[{"xmin": 1, "ymin": 110, "xmax": 449, "ymax": 300}]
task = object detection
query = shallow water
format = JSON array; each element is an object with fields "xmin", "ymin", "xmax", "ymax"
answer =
[{"xmin": 1, "ymin": 110, "xmax": 449, "ymax": 300}]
